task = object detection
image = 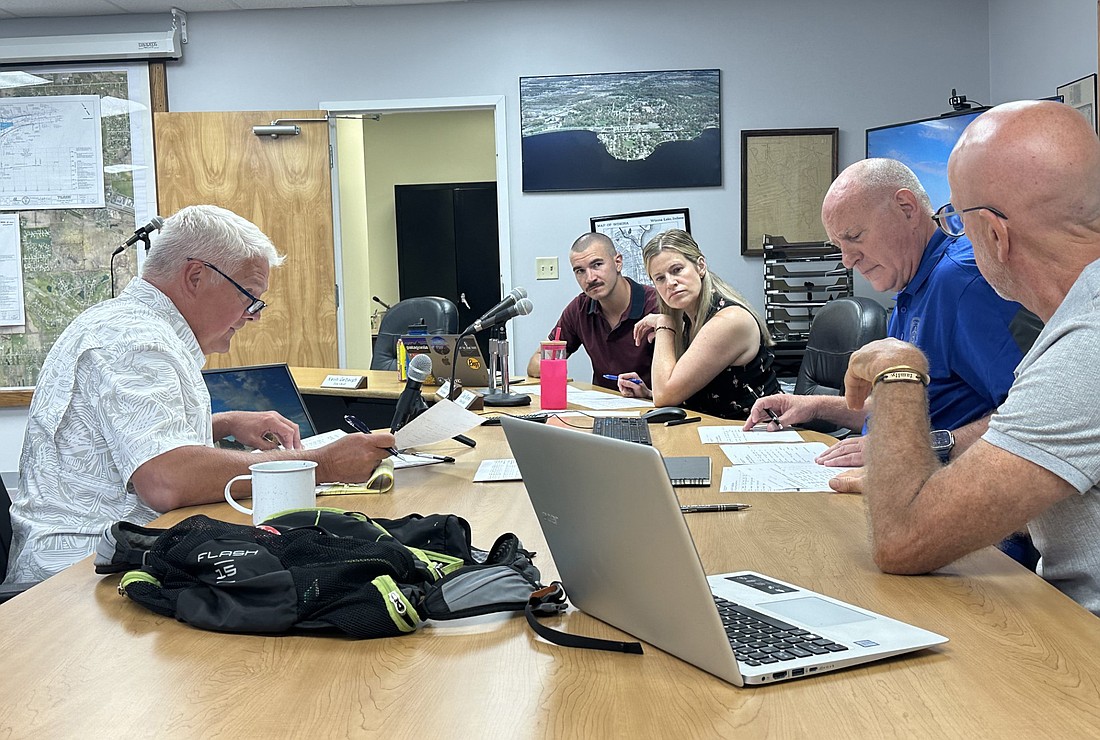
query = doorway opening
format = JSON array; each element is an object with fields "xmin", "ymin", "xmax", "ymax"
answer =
[{"xmin": 320, "ymin": 96, "xmax": 513, "ymax": 370}]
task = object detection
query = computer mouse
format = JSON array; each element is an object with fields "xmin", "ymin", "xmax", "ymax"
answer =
[{"xmin": 641, "ymin": 407, "xmax": 688, "ymax": 424}]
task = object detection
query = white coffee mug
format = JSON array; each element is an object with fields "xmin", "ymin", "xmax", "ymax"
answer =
[{"xmin": 224, "ymin": 460, "xmax": 318, "ymax": 525}]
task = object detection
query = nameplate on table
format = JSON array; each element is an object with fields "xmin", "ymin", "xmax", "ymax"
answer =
[
  {"xmin": 320, "ymin": 374, "xmax": 367, "ymax": 390},
  {"xmin": 437, "ymin": 381, "xmax": 478, "ymax": 409}
]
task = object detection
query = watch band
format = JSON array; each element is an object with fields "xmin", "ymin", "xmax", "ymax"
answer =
[{"xmin": 872, "ymin": 365, "xmax": 930, "ymax": 387}]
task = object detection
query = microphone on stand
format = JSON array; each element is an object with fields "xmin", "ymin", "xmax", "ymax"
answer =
[
  {"xmin": 394, "ymin": 353, "xmax": 477, "ymax": 448},
  {"xmin": 390, "ymin": 353, "xmax": 433, "ymax": 434},
  {"xmin": 462, "ymin": 287, "xmax": 528, "ymax": 335},
  {"xmin": 467, "ymin": 298, "xmax": 535, "ymax": 408},
  {"xmin": 372, "ymin": 296, "xmax": 392, "ymax": 310},
  {"xmin": 467, "ymin": 298, "xmax": 533, "ymax": 336},
  {"xmin": 111, "ymin": 216, "xmax": 164, "ymax": 257}
]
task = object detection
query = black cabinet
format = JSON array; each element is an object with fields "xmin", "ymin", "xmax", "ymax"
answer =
[{"xmin": 394, "ymin": 182, "xmax": 502, "ymax": 348}]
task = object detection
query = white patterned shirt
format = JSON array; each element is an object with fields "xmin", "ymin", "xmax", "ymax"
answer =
[{"xmin": 6, "ymin": 278, "xmax": 213, "ymax": 583}]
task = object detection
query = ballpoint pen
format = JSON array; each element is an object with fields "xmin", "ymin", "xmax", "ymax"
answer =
[
  {"xmin": 603, "ymin": 374, "xmax": 643, "ymax": 385},
  {"xmin": 679, "ymin": 504, "xmax": 751, "ymax": 513},
  {"xmin": 666, "ymin": 416, "xmax": 701, "ymax": 427},
  {"xmin": 344, "ymin": 414, "xmax": 402, "ymax": 456},
  {"xmin": 745, "ymin": 385, "xmax": 782, "ymax": 427}
]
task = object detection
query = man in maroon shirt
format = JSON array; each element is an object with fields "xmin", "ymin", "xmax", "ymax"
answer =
[{"xmin": 527, "ymin": 232, "xmax": 658, "ymax": 390}]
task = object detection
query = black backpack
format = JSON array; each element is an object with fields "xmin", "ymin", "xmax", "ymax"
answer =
[{"xmin": 96, "ymin": 507, "xmax": 640, "ymax": 653}]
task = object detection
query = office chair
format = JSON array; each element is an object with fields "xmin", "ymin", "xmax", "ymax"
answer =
[
  {"xmin": 1, "ymin": 475, "xmax": 35, "ymax": 604},
  {"xmin": 794, "ymin": 297, "xmax": 888, "ymax": 434},
  {"xmin": 370, "ymin": 296, "xmax": 460, "ymax": 371}
]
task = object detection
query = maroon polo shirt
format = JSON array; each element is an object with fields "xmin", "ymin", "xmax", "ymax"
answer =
[{"xmin": 547, "ymin": 277, "xmax": 659, "ymax": 390}]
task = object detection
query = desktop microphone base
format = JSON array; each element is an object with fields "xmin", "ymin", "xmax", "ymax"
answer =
[{"xmin": 482, "ymin": 391, "xmax": 532, "ymax": 407}]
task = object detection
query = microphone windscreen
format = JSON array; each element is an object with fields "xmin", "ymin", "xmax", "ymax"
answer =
[
  {"xmin": 512, "ymin": 286, "xmax": 528, "ymax": 300},
  {"xmin": 514, "ymin": 298, "xmax": 534, "ymax": 316},
  {"xmin": 150, "ymin": 215, "xmax": 165, "ymax": 231},
  {"xmin": 408, "ymin": 352, "xmax": 434, "ymax": 383}
]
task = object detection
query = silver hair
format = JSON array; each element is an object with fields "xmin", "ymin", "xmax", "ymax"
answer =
[
  {"xmin": 858, "ymin": 158, "xmax": 934, "ymax": 214},
  {"xmin": 141, "ymin": 205, "xmax": 284, "ymax": 281}
]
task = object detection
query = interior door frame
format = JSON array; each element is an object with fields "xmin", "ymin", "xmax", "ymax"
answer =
[{"xmin": 319, "ymin": 95, "xmax": 513, "ymax": 368}]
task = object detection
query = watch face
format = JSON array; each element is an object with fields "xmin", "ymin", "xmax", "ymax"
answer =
[{"xmin": 930, "ymin": 429, "xmax": 954, "ymax": 450}]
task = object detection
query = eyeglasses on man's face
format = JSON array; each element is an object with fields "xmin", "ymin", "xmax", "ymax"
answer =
[
  {"xmin": 932, "ymin": 203, "xmax": 1009, "ymax": 238},
  {"xmin": 187, "ymin": 258, "xmax": 266, "ymax": 315}
]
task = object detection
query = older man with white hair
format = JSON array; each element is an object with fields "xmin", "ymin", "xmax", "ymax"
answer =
[{"xmin": 5, "ymin": 205, "xmax": 394, "ymax": 584}]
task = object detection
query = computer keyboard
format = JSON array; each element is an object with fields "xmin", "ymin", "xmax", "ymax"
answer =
[
  {"xmin": 592, "ymin": 416, "xmax": 652, "ymax": 445},
  {"xmin": 713, "ymin": 595, "xmax": 849, "ymax": 667}
]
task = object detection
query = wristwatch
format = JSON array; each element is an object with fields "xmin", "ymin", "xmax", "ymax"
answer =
[{"xmin": 930, "ymin": 429, "xmax": 955, "ymax": 464}]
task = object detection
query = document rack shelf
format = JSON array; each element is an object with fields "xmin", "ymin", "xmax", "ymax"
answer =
[{"xmin": 761, "ymin": 235, "xmax": 853, "ymax": 375}]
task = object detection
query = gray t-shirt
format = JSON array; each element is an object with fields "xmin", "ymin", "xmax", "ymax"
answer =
[{"xmin": 984, "ymin": 258, "xmax": 1100, "ymax": 615}]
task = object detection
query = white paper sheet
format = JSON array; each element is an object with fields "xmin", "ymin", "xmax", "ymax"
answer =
[
  {"xmin": 394, "ymin": 398, "xmax": 485, "ymax": 449},
  {"xmin": 473, "ymin": 458, "xmax": 522, "ymax": 482},
  {"xmin": 720, "ymin": 442, "xmax": 829, "ymax": 465},
  {"xmin": 719, "ymin": 463, "xmax": 855, "ymax": 492},
  {"xmin": 699, "ymin": 427, "xmax": 805, "ymax": 444}
]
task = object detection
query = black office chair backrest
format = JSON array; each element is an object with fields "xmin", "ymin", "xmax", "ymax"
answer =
[
  {"xmin": 795, "ymin": 297, "xmax": 888, "ymax": 397},
  {"xmin": 1, "ymin": 474, "xmax": 13, "ymax": 582},
  {"xmin": 370, "ymin": 296, "xmax": 460, "ymax": 371}
]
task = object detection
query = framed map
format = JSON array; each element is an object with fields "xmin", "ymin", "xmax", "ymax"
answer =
[
  {"xmin": 590, "ymin": 208, "xmax": 691, "ymax": 286},
  {"xmin": 0, "ymin": 63, "xmax": 157, "ymax": 387},
  {"xmin": 1057, "ymin": 74, "xmax": 1098, "ymax": 133},
  {"xmin": 741, "ymin": 128, "xmax": 837, "ymax": 256},
  {"xmin": 520, "ymin": 69, "xmax": 721, "ymax": 192}
]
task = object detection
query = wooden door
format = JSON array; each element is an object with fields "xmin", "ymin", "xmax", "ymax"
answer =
[{"xmin": 154, "ymin": 110, "xmax": 337, "ymax": 369}]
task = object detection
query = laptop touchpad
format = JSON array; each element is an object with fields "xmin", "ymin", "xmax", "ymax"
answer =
[{"xmin": 763, "ymin": 596, "xmax": 874, "ymax": 628}]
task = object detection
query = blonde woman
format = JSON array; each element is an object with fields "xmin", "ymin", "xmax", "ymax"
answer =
[{"xmin": 617, "ymin": 229, "xmax": 779, "ymax": 419}]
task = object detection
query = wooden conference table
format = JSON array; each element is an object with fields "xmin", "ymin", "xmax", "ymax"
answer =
[{"xmin": 2, "ymin": 399, "xmax": 1100, "ymax": 736}]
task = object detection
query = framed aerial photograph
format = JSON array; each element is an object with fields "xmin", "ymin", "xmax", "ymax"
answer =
[
  {"xmin": 1057, "ymin": 74, "xmax": 1098, "ymax": 133},
  {"xmin": 520, "ymin": 69, "xmax": 721, "ymax": 192},
  {"xmin": 741, "ymin": 128, "xmax": 838, "ymax": 256},
  {"xmin": 590, "ymin": 208, "xmax": 691, "ymax": 285}
]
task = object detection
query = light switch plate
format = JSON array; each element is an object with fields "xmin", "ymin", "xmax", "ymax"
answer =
[{"xmin": 536, "ymin": 256, "xmax": 558, "ymax": 280}]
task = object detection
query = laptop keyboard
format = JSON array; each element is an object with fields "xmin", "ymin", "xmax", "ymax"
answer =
[
  {"xmin": 592, "ymin": 416, "xmax": 652, "ymax": 445},
  {"xmin": 713, "ymin": 595, "xmax": 850, "ymax": 666}
]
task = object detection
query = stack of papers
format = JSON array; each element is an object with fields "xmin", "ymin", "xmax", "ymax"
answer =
[{"xmin": 697, "ymin": 427, "xmax": 854, "ymax": 492}]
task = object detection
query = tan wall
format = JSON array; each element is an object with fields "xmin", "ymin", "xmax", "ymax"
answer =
[{"xmin": 340, "ymin": 109, "xmax": 494, "ymax": 369}]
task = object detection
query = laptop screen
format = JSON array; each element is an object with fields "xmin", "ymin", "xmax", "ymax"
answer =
[{"xmin": 202, "ymin": 363, "xmax": 317, "ymax": 439}]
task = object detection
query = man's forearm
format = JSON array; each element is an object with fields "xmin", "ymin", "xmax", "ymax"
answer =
[
  {"xmin": 863, "ymin": 382, "xmax": 941, "ymax": 572},
  {"xmin": 950, "ymin": 416, "xmax": 989, "ymax": 458},
  {"xmin": 806, "ymin": 395, "xmax": 870, "ymax": 431}
]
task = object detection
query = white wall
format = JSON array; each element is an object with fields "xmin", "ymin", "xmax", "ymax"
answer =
[
  {"xmin": 0, "ymin": 0, "xmax": 1094, "ymax": 467},
  {"xmin": 989, "ymin": 0, "xmax": 1097, "ymax": 103}
]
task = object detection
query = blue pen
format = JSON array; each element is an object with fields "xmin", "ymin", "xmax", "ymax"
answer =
[
  {"xmin": 603, "ymin": 374, "xmax": 643, "ymax": 385},
  {"xmin": 344, "ymin": 414, "xmax": 402, "ymax": 456}
]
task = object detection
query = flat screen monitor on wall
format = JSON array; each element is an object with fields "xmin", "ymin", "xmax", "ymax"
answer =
[{"xmin": 865, "ymin": 109, "xmax": 986, "ymax": 212}]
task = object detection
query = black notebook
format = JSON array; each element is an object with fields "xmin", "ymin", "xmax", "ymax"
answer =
[{"xmin": 663, "ymin": 456, "xmax": 712, "ymax": 487}]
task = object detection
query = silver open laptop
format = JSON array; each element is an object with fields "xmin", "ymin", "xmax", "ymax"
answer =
[
  {"xmin": 401, "ymin": 334, "xmax": 492, "ymax": 387},
  {"xmin": 501, "ymin": 417, "xmax": 947, "ymax": 686}
]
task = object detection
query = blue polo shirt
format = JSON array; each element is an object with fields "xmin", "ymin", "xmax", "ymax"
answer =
[{"xmin": 889, "ymin": 230, "xmax": 1040, "ymax": 430}]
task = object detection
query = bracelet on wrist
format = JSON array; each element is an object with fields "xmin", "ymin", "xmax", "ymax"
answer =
[
  {"xmin": 654, "ymin": 326, "xmax": 675, "ymax": 334},
  {"xmin": 872, "ymin": 365, "xmax": 930, "ymax": 387}
]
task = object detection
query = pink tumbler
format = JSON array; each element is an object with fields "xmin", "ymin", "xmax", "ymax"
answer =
[{"xmin": 539, "ymin": 340, "xmax": 568, "ymax": 410}]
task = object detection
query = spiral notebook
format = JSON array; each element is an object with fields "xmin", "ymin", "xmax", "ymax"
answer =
[{"xmin": 663, "ymin": 456, "xmax": 712, "ymax": 487}]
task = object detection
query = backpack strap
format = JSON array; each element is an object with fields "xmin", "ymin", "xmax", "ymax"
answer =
[{"xmin": 524, "ymin": 582, "xmax": 643, "ymax": 655}]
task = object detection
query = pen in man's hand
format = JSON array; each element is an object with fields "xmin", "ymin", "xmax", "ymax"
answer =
[
  {"xmin": 343, "ymin": 414, "xmax": 402, "ymax": 456},
  {"xmin": 603, "ymin": 374, "xmax": 642, "ymax": 385},
  {"xmin": 680, "ymin": 504, "xmax": 751, "ymax": 513},
  {"xmin": 666, "ymin": 416, "xmax": 701, "ymax": 427},
  {"xmin": 745, "ymin": 385, "xmax": 782, "ymax": 428}
]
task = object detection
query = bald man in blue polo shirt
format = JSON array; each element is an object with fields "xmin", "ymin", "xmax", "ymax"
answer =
[
  {"xmin": 527, "ymin": 232, "xmax": 659, "ymax": 390},
  {"xmin": 745, "ymin": 159, "xmax": 1040, "ymax": 468}
]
